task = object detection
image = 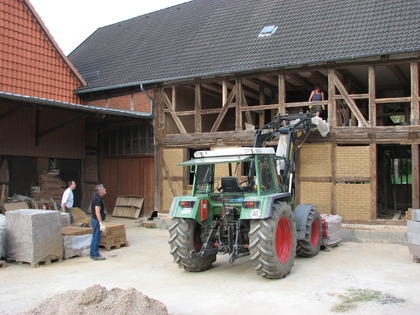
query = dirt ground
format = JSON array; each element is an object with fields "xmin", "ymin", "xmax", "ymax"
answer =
[{"xmin": 1, "ymin": 217, "xmax": 419, "ymax": 315}]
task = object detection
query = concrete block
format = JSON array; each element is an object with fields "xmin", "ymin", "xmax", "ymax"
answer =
[
  {"xmin": 0, "ymin": 227, "xmax": 5, "ymax": 259},
  {"xmin": 411, "ymin": 209, "xmax": 420, "ymax": 222},
  {"xmin": 6, "ymin": 210, "xmax": 62, "ymax": 263},
  {"xmin": 407, "ymin": 232, "xmax": 420, "ymax": 246},
  {"xmin": 407, "ymin": 220, "xmax": 420, "ymax": 233},
  {"xmin": 60, "ymin": 213, "xmax": 71, "ymax": 227}
]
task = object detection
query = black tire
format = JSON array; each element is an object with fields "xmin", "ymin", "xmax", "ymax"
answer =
[
  {"xmin": 296, "ymin": 209, "xmax": 322, "ymax": 257},
  {"xmin": 248, "ymin": 202, "xmax": 297, "ymax": 279},
  {"xmin": 168, "ymin": 218, "xmax": 216, "ymax": 272}
]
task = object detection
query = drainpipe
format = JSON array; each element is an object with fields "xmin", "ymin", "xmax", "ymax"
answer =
[{"xmin": 140, "ymin": 84, "xmax": 159, "ymax": 213}]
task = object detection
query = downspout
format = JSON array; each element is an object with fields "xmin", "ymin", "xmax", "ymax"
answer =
[{"xmin": 140, "ymin": 84, "xmax": 159, "ymax": 212}]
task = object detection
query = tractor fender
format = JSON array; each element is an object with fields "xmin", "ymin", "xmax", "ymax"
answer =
[
  {"xmin": 259, "ymin": 193, "xmax": 291, "ymax": 218},
  {"xmin": 294, "ymin": 204, "xmax": 317, "ymax": 241},
  {"xmin": 169, "ymin": 196, "xmax": 181, "ymax": 217}
]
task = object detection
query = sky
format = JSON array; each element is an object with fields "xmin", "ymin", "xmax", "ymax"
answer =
[{"xmin": 30, "ymin": 0, "xmax": 192, "ymax": 55}]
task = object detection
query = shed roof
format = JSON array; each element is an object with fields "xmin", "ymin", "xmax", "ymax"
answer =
[{"xmin": 68, "ymin": 0, "xmax": 420, "ymax": 93}]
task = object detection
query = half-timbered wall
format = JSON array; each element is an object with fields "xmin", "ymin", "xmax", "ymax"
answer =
[{"xmin": 156, "ymin": 58, "xmax": 420, "ymax": 223}]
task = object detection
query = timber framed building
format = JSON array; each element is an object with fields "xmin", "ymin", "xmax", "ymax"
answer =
[
  {"xmin": 69, "ymin": 0, "xmax": 420, "ymax": 224},
  {"xmin": 2, "ymin": 0, "xmax": 420, "ymax": 224}
]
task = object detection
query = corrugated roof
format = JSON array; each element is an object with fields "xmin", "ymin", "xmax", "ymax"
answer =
[
  {"xmin": 68, "ymin": 0, "xmax": 420, "ymax": 93},
  {"xmin": 0, "ymin": 91, "xmax": 151, "ymax": 118}
]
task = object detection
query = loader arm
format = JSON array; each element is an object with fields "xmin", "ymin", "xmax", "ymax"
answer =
[{"xmin": 251, "ymin": 112, "xmax": 316, "ymax": 188}]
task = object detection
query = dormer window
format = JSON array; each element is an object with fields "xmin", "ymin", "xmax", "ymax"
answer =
[{"xmin": 259, "ymin": 25, "xmax": 278, "ymax": 37}]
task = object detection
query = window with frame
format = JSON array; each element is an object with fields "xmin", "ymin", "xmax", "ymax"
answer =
[{"xmin": 103, "ymin": 125, "xmax": 154, "ymax": 155}]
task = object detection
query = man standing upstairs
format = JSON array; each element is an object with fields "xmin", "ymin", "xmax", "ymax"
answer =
[{"xmin": 61, "ymin": 180, "xmax": 76, "ymax": 224}]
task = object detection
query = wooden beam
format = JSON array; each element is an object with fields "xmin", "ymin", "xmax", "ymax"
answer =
[
  {"xmin": 195, "ymin": 84, "xmax": 201, "ymax": 133},
  {"xmin": 411, "ymin": 61, "xmax": 419, "ymax": 125},
  {"xmin": 368, "ymin": 66, "xmax": 376, "ymax": 126},
  {"xmin": 278, "ymin": 74, "xmax": 286, "ymax": 115},
  {"xmin": 210, "ymin": 84, "xmax": 237, "ymax": 132},
  {"xmin": 370, "ymin": 143, "xmax": 377, "ymax": 220},
  {"xmin": 163, "ymin": 91, "xmax": 187, "ymax": 134},
  {"xmin": 236, "ymin": 79, "xmax": 242, "ymax": 130},
  {"xmin": 287, "ymin": 73, "xmax": 313, "ymax": 91},
  {"xmin": 328, "ymin": 69, "xmax": 337, "ymax": 127},
  {"xmin": 331, "ymin": 143, "xmax": 336, "ymax": 215},
  {"xmin": 331, "ymin": 71, "xmax": 368, "ymax": 126},
  {"xmin": 412, "ymin": 144, "xmax": 420, "ymax": 209}
]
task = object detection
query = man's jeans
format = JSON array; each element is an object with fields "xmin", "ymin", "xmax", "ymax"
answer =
[{"xmin": 90, "ymin": 218, "xmax": 102, "ymax": 257}]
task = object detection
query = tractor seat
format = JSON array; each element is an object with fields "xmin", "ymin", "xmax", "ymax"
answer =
[{"xmin": 220, "ymin": 176, "xmax": 243, "ymax": 193}]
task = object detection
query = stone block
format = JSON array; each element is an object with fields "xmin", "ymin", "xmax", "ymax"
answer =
[
  {"xmin": 411, "ymin": 209, "xmax": 420, "ymax": 222},
  {"xmin": 6, "ymin": 210, "xmax": 62, "ymax": 263}
]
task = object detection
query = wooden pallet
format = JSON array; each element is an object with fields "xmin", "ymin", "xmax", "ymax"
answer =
[
  {"xmin": 99, "ymin": 241, "xmax": 129, "ymax": 251},
  {"xmin": 0, "ymin": 260, "xmax": 7, "ymax": 268},
  {"xmin": 9, "ymin": 256, "xmax": 62, "ymax": 268}
]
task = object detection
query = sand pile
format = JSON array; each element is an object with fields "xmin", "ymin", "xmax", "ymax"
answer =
[{"xmin": 25, "ymin": 284, "xmax": 168, "ymax": 315}]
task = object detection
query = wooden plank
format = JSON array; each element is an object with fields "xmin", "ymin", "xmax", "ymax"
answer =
[
  {"xmin": 112, "ymin": 195, "xmax": 144, "ymax": 219},
  {"xmin": 375, "ymin": 97, "xmax": 411, "ymax": 104}
]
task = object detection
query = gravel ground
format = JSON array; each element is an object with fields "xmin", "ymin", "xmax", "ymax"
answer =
[{"xmin": 0, "ymin": 217, "xmax": 419, "ymax": 315}]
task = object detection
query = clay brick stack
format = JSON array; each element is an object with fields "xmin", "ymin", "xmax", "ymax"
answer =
[
  {"xmin": 99, "ymin": 223, "xmax": 128, "ymax": 250},
  {"xmin": 321, "ymin": 214, "xmax": 342, "ymax": 247},
  {"xmin": 31, "ymin": 172, "xmax": 65, "ymax": 202},
  {"xmin": 6, "ymin": 210, "xmax": 62, "ymax": 265}
]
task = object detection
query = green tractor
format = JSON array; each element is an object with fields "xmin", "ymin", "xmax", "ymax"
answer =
[{"xmin": 169, "ymin": 112, "xmax": 326, "ymax": 279}]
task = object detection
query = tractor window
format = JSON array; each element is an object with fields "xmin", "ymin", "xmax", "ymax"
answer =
[
  {"xmin": 258, "ymin": 156, "xmax": 274, "ymax": 191},
  {"xmin": 195, "ymin": 164, "xmax": 213, "ymax": 193}
]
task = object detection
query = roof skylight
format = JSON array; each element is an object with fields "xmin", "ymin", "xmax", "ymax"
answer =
[{"xmin": 259, "ymin": 25, "xmax": 278, "ymax": 37}]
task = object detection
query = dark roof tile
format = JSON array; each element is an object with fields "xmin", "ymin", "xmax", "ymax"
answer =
[{"xmin": 69, "ymin": 0, "xmax": 420, "ymax": 92}]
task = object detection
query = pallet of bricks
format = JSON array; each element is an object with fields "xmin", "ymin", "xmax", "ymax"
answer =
[
  {"xmin": 321, "ymin": 214, "xmax": 342, "ymax": 251},
  {"xmin": 62, "ymin": 226, "xmax": 93, "ymax": 259},
  {"xmin": 5, "ymin": 210, "xmax": 62, "ymax": 267},
  {"xmin": 99, "ymin": 222, "xmax": 129, "ymax": 250},
  {"xmin": 407, "ymin": 209, "xmax": 420, "ymax": 263}
]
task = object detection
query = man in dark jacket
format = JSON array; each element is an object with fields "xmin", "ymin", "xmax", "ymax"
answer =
[{"xmin": 90, "ymin": 184, "xmax": 107, "ymax": 260}]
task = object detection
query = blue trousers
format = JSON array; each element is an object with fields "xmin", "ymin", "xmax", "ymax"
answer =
[{"xmin": 90, "ymin": 218, "xmax": 102, "ymax": 257}]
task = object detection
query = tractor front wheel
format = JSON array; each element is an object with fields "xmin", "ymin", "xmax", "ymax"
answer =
[
  {"xmin": 248, "ymin": 202, "xmax": 297, "ymax": 279},
  {"xmin": 296, "ymin": 209, "xmax": 322, "ymax": 257},
  {"xmin": 168, "ymin": 218, "xmax": 216, "ymax": 272}
]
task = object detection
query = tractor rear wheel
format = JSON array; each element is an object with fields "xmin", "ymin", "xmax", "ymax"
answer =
[
  {"xmin": 168, "ymin": 218, "xmax": 216, "ymax": 272},
  {"xmin": 296, "ymin": 209, "xmax": 322, "ymax": 257},
  {"xmin": 248, "ymin": 202, "xmax": 297, "ymax": 279}
]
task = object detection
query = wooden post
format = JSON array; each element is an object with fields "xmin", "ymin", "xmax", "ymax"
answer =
[
  {"xmin": 236, "ymin": 79, "xmax": 242, "ymax": 131},
  {"xmin": 368, "ymin": 66, "xmax": 376, "ymax": 127},
  {"xmin": 412, "ymin": 144, "xmax": 420, "ymax": 209},
  {"xmin": 195, "ymin": 84, "xmax": 201, "ymax": 133},
  {"xmin": 259, "ymin": 84, "xmax": 265, "ymax": 128},
  {"xmin": 328, "ymin": 69, "xmax": 336, "ymax": 127},
  {"xmin": 330, "ymin": 143, "xmax": 336, "ymax": 215},
  {"xmin": 370, "ymin": 143, "xmax": 377, "ymax": 220},
  {"xmin": 411, "ymin": 62, "xmax": 419, "ymax": 125},
  {"xmin": 278, "ymin": 74, "xmax": 286, "ymax": 115}
]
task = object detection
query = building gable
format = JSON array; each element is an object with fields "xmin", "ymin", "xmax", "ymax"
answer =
[{"xmin": 0, "ymin": 0, "xmax": 85, "ymax": 103}]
